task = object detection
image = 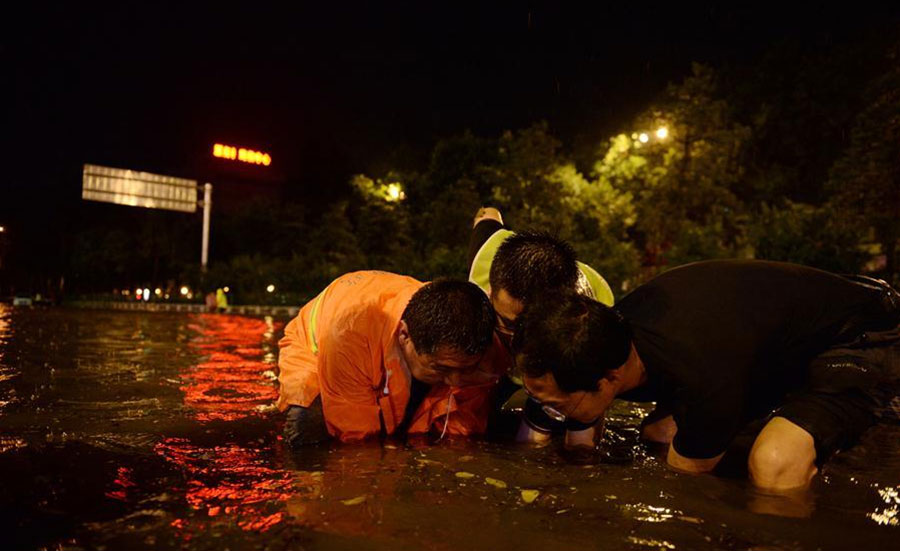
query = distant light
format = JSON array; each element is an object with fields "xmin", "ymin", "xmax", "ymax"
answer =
[
  {"xmin": 223, "ymin": 286, "xmax": 230, "ymax": 293},
  {"xmin": 656, "ymin": 127, "xmax": 668, "ymax": 139},
  {"xmin": 213, "ymin": 143, "xmax": 272, "ymax": 167},
  {"xmin": 0, "ymin": 226, "xmax": 5, "ymax": 233},
  {"xmin": 122, "ymin": 289, "xmax": 130, "ymax": 296},
  {"xmin": 266, "ymin": 284, "xmax": 275, "ymax": 293},
  {"xmin": 164, "ymin": 293, "xmax": 170, "ymax": 300},
  {"xmin": 154, "ymin": 288, "xmax": 162, "ymax": 296},
  {"xmin": 180, "ymin": 286, "xmax": 189, "ymax": 296},
  {"xmin": 630, "ymin": 133, "xmax": 638, "ymax": 140},
  {"xmin": 639, "ymin": 133, "xmax": 649, "ymax": 143},
  {"xmin": 385, "ymin": 183, "xmax": 405, "ymax": 202},
  {"xmin": 143, "ymin": 288, "xmax": 151, "ymax": 302},
  {"xmin": 186, "ymin": 292, "xmax": 193, "ymax": 300},
  {"xmin": 136, "ymin": 288, "xmax": 143, "ymax": 297}
]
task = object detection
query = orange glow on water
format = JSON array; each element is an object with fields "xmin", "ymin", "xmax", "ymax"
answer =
[
  {"xmin": 155, "ymin": 314, "xmax": 292, "ymax": 535},
  {"xmin": 156, "ymin": 439, "xmax": 295, "ymax": 534},
  {"xmin": 181, "ymin": 314, "xmax": 281, "ymax": 422}
]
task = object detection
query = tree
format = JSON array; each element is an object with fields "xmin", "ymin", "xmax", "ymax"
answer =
[
  {"xmin": 593, "ymin": 64, "xmax": 752, "ymax": 273},
  {"xmin": 826, "ymin": 46, "xmax": 900, "ymax": 284}
]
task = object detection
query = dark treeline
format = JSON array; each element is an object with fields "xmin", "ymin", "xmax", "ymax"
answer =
[{"xmin": 62, "ymin": 32, "xmax": 900, "ymax": 305}]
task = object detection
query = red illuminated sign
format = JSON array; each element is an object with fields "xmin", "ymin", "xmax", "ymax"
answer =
[{"xmin": 212, "ymin": 143, "xmax": 272, "ymax": 166}]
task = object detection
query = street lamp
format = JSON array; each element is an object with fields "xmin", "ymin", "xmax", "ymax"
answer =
[
  {"xmin": 656, "ymin": 127, "xmax": 669, "ymax": 139},
  {"xmin": 266, "ymin": 284, "xmax": 275, "ymax": 293},
  {"xmin": 638, "ymin": 133, "xmax": 649, "ymax": 143},
  {"xmin": 385, "ymin": 183, "xmax": 405, "ymax": 202},
  {"xmin": 0, "ymin": 226, "xmax": 5, "ymax": 233}
]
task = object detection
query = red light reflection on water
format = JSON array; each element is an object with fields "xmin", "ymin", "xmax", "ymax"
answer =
[
  {"xmin": 155, "ymin": 438, "xmax": 294, "ymax": 534},
  {"xmin": 156, "ymin": 314, "xmax": 293, "ymax": 535},
  {"xmin": 181, "ymin": 314, "xmax": 282, "ymax": 422},
  {"xmin": 105, "ymin": 466, "xmax": 136, "ymax": 502}
]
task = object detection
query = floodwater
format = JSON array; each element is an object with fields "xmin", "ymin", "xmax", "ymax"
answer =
[{"xmin": 0, "ymin": 306, "xmax": 897, "ymax": 551}]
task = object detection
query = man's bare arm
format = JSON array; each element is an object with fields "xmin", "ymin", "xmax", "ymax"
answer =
[{"xmin": 666, "ymin": 444, "xmax": 724, "ymax": 473}]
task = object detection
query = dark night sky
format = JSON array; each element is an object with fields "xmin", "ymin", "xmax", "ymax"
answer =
[{"xmin": 4, "ymin": 3, "xmax": 900, "ymax": 251}]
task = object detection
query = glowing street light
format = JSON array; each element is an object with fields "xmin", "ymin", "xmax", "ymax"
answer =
[
  {"xmin": 385, "ymin": 183, "xmax": 405, "ymax": 202},
  {"xmin": 656, "ymin": 127, "xmax": 669, "ymax": 139},
  {"xmin": 638, "ymin": 133, "xmax": 649, "ymax": 143},
  {"xmin": 266, "ymin": 284, "xmax": 275, "ymax": 293},
  {"xmin": 180, "ymin": 286, "xmax": 190, "ymax": 296},
  {"xmin": 154, "ymin": 288, "xmax": 162, "ymax": 297},
  {"xmin": 223, "ymin": 286, "xmax": 230, "ymax": 293},
  {"xmin": 143, "ymin": 288, "xmax": 151, "ymax": 302},
  {"xmin": 0, "ymin": 226, "xmax": 5, "ymax": 233}
]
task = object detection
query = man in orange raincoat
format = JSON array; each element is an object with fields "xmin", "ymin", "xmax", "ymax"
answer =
[{"xmin": 277, "ymin": 271, "xmax": 505, "ymax": 445}]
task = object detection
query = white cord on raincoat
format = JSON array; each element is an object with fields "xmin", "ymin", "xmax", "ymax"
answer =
[{"xmin": 438, "ymin": 392, "xmax": 454, "ymax": 441}]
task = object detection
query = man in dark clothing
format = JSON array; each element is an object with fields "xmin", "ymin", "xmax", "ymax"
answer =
[{"xmin": 514, "ymin": 260, "xmax": 900, "ymax": 490}]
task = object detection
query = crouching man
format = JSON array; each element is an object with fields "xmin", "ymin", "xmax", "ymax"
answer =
[
  {"xmin": 514, "ymin": 260, "xmax": 900, "ymax": 491},
  {"xmin": 277, "ymin": 271, "xmax": 506, "ymax": 445}
]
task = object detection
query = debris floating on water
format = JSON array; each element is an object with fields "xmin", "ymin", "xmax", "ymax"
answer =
[
  {"xmin": 521, "ymin": 489, "xmax": 540, "ymax": 504},
  {"xmin": 340, "ymin": 495, "xmax": 367, "ymax": 506},
  {"xmin": 455, "ymin": 471, "xmax": 476, "ymax": 479},
  {"xmin": 485, "ymin": 477, "xmax": 507, "ymax": 489}
]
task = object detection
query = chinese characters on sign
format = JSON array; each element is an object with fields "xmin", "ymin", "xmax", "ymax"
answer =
[{"xmin": 212, "ymin": 143, "xmax": 272, "ymax": 166}]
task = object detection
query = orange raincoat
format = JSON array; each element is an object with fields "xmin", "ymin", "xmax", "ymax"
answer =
[{"xmin": 277, "ymin": 271, "xmax": 506, "ymax": 441}]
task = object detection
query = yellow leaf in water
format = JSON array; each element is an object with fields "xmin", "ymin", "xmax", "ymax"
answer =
[
  {"xmin": 459, "ymin": 455, "xmax": 474, "ymax": 462},
  {"xmin": 484, "ymin": 477, "xmax": 507, "ymax": 489},
  {"xmin": 521, "ymin": 489, "xmax": 540, "ymax": 503},
  {"xmin": 340, "ymin": 495, "xmax": 367, "ymax": 506},
  {"xmin": 455, "ymin": 471, "xmax": 476, "ymax": 479}
]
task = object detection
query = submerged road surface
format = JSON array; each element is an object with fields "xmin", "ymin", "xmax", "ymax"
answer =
[{"xmin": 0, "ymin": 306, "xmax": 897, "ymax": 550}]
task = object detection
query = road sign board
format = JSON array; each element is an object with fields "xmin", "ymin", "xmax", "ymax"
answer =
[{"xmin": 82, "ymin": 164, "xmax": 198, "ymax": 213}]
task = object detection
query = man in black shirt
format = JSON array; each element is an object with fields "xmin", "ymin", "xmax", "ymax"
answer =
[{"xmin": 514, "ymin": 260, "xmax": 900, "ymax": 490}]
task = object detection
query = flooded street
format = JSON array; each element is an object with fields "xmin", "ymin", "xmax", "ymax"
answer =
[{"xmin": 1, "ymin": 305, "xmax": 898, "ymax": 550}]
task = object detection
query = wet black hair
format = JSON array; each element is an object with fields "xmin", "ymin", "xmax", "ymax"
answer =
[
  {"xmin": 489, "ymin": 231, "xmax": 579, "ymax": 301},
  {"xmin": 512, "ymin": 291, "xmax": 632, "ymax": 392},
  {"xmin": 401, "ymin": 279, "xmax": 495, "ymax": 356}
]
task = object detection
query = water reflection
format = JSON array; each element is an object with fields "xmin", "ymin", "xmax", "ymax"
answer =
[
  {"xmin": 627, "ymin": 536, "xmax": 676, "ymax": 550},
  {"xmin": 157, "ymin": 313, "xmax": 291, "ymax": 536},
  {"xmin": 0, "ymin": 305, "xmax": 14, "ymax": 412},
  {"xmin": 869, "ymin": 485, "xmax": 900, "ymax": 526},
  {"xmin": 155, "ymin": 438, "xmax": 294, "ymax": 534},
  {"xmin": 180, "ymin": 314, "xmax": 280, "ymax": 422},
  {"xmin": 621, "ymin": 502, "xmax": 681, "ymax": 522}
]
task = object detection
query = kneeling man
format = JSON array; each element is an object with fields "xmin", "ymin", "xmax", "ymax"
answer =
[
  {"xmin": 514, "ymin": 260, "xmax": 900, "ymax": 490},
  {"xmin": 277, "ymin": 271, "xmax": 504, "ymax": 444}
]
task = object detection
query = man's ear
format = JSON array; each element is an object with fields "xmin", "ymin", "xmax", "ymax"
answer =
[
  {"xmin": 597, "ymin": 368, "xmax": 622, "ymax": 395},
  {"xmin": 398, "ymin": 320, "xmax": 411, "ymax": 346}
]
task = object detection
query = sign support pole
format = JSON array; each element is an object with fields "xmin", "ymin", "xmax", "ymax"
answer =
[{"xmin": 201, "ymin": 183, "xmax": 212, "ymax": 272}]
